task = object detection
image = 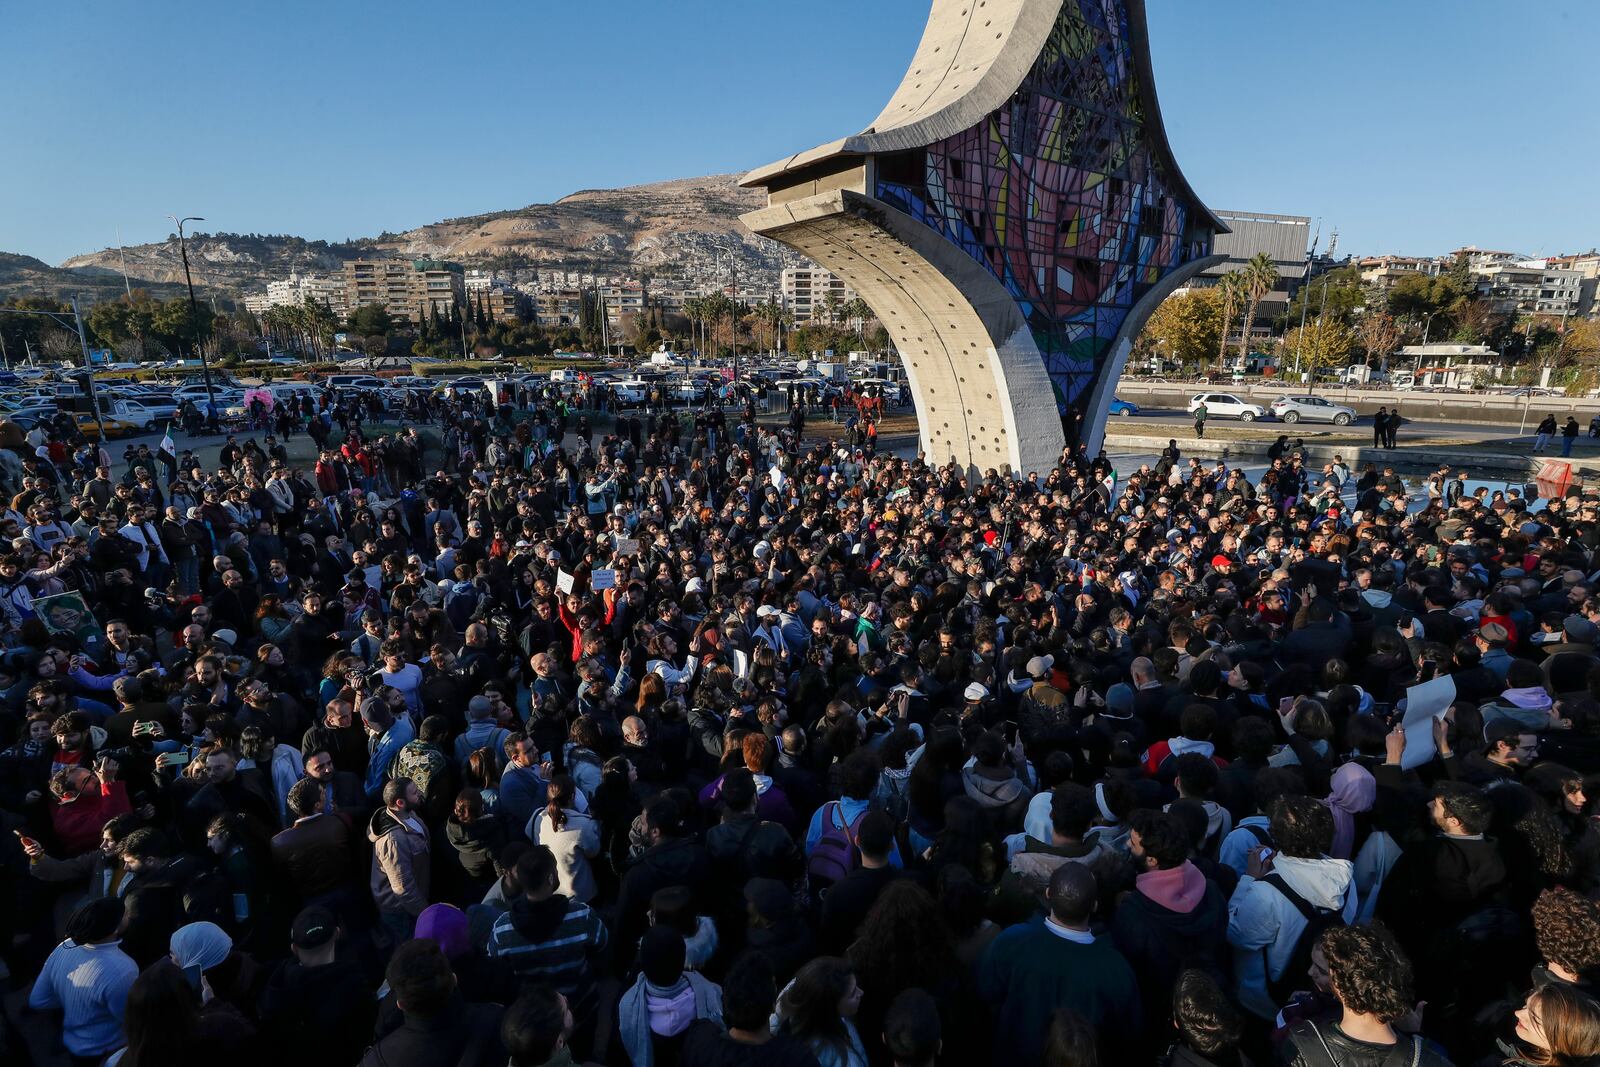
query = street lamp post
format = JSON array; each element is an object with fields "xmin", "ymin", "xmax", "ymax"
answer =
[{"xmin": 169, "ymin": 215, "xmax": 218, "ymax": 428}]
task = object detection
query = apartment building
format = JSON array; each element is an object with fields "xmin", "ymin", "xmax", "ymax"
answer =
[
  {"xmin": 1357, "ymin": 255, "xmax": 1439, "ymax": 292},
  {"xmin": 781, "ymin": 266, "xmax": 856, "ymax": 323},
  {"xmin": 1473, "ymin": 261, "xmax": 1583, "ymax": 316},
  {"xmin": 343, "ymin": 259, "xmax": 463, "ymax": 322}
]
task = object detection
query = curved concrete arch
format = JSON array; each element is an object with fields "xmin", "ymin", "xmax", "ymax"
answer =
[
  {"xmin": 743, "ymin": 0, "xmax": 1224, "ymax": 461},
  {"xmin": 745, "ymin": 189, "xmax": 1063, "ymax": 473}
]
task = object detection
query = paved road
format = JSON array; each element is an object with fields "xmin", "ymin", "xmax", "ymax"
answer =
[{"xmin": 1113, "ymin": 407, "xmax": 1544, "ymax": 442}]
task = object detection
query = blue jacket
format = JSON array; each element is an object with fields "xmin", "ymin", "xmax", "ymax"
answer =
[{"xmin": 364, "ymin": 715, "xmax": 415, "ymax": 798}]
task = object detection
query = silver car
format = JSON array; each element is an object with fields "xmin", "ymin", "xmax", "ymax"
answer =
[{"xmin": 1269, "ymin": 395, "xmax": 1356, "ymax": 425}]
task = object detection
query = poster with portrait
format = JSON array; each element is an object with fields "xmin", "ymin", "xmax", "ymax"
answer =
[{"xmin": 33, "ymin": 591, "xmax": 102, "ymax": 651}]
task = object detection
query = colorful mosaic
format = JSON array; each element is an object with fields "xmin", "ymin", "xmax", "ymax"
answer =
[{"xmin": 876, "ymin": 0, "xmax": 1213, "ymax": 425}]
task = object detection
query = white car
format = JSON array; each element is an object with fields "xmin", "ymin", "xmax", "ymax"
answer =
[
  {"xmin": 1188, "ymin": 392, "xmax": 1266, "ymax": 421},
  {"xmin": 1269, "ymin": 395, "xmax": 1356, "ymax": 425}
]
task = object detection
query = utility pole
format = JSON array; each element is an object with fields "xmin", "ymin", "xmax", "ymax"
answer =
[
  {"xmin": 1293, "ymin": 220, "xmax": 1320, "ymax": 380},
  {"xmin": 170, "ymin": 215, "xmax": 218, "ymax": 426}
]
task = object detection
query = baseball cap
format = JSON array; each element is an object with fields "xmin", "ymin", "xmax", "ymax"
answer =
[
  {"xmin": 1026, "ymin": 654, "xmax": 1055, "ymax": 680},
  {"xmin": 290, "ymin": 905, "xmax": 337, "ymax": 950},
  {"xmin": 685, "ymin": 577, "xmax": 706, "ymax": 594},
  {"xmin": 963, "ymin": 682, "xmax": 990, "ymax": 702},
  {"xmin": 756, "ymin": 604, "xmax": 779, "ymax": 618},
  {"xmin": 1210, "ymin": 554, "xmax": 1233, "ymax": 568}
]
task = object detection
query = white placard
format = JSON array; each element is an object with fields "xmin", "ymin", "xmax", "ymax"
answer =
[
  {"xmin": 1400, "ymin": 674, "xmax": 1457, "ymax": 770},
  {"xmin": 614, "ymin": 537, "xmax": 640, "ymax": 557},
  {"xmin": 556, "ymin": 569, "xmax": 575, "ymax": 594},
  {"xmin": 590, "ymin": 569, "xmax": 616, "ymax": 590}
]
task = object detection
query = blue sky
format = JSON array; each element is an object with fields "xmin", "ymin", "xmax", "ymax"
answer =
[{"xmin": 3, "ymin": 0, "xmax": 1595, "ymax": 265}]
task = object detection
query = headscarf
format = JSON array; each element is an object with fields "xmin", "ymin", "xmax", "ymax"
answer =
[
  {"xmin": 169, "ymin": 921, "xmax": 233, "ymax": 988},
  {"xmin": 415, "ymin": 903, "xmax": 470, "ymax": 959},
  {"xmin": 1323, "ymin": 762, "xmax": 1377, "ymax": 860}
]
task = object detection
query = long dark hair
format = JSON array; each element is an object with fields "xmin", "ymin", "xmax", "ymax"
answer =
[
  {"xmin": 121, "ymin": 958, "xmax": 201, "ymax": 1067},
  {"xmin": 847, "ymin": 880, "xmax": 957, "ymax": 1004},
  {"xmin": 545, "ymin": 773, "xmax": 576, "ymax": 833},
  {"xmin": 777, "ymin": 956, "xmax": 856, "ymax": 1060}
]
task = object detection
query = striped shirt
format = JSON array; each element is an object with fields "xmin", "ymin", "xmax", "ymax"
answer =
[
  {"xmin": 487, "ymin": 899, "xmax": 609, "ymax": 1012},
  {"xmin": 28, "ymin": 938, "xmax": 139, "ymax": 1056}
]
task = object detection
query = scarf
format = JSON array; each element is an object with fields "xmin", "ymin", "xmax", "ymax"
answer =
[{"xmin": 1323, "ymin": 762, "xmax": 1376, "ymax": 860}]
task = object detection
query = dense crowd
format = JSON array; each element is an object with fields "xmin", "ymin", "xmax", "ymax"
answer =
[{"xmin": 3, "ymin": 383, "xmax": 1600, "ymax": 1067}]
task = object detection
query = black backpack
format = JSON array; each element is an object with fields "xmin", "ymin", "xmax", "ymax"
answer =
[{"xmin": 1263, "ymin": 872, "xmax": 1347, "ymax": 1007}]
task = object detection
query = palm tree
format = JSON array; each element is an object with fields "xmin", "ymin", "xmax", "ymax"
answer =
[
  {"xmin": 1215, "ymin": 273, "xmax": 1244, "ymax": 371},
  {"xmin": 753, "ymin": 299, "xmax": 785, "ymax": 355},
  {"xmin": 1237, "ymin": 252, "xmax": 1278, "ymax": 366},
  {"xmin": 822, "ymin": 292, "xmax": 843, "ymax": 326},
  {"xmin": 843, "ymin": 297, "xmax": 873, "ymax": 343},
  {"xmin": 681, "ymin": 297, "xmax": 705, "ymax": 356}
]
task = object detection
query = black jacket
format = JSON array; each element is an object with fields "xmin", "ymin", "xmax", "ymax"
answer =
[
  {"xmin": 257, "ymin": 958, "xmax": 377, "ymax": 1067},
  {"xmin": 1110, "ymin": 868, "xmax": 1229, "ymax": 1035},
  {"xmin": 614, "ymin": 836, "xmax": 712, "ymax": 968},
  {"xmin": 359, "ymin": 996, "xmax": 505, "ymax": 1067},
  {"xmin": 1277, "ymin": 1020, "xmax": 1452, "ymax": 1067}
]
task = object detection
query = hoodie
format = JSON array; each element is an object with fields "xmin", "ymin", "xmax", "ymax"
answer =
[
  {"xmin": 1227, "ymin": 854, "xmax": 1357, "ymax": 1020},
  {"xmin": 1481, "ymin": 687, "xmax": 1555, "ymax": 732},
  {"xmin": 618, "ymin": 971, "xmax": 723, "ymax": 1067},
  {"xmin": 487, "ymin": 893, "xmax": 609, "ymax": 1013},
  {"xmin": 961, "ymin": 760, "xmax": 1035, "ymax": 817},
  {"xmin": 1141, "ymin": 735, "xmax": 1222, "ymax": 777},
  {"xmin": 1112, "ymin": 861, "xmax": 1228, "ymax": 1027},
  {"xmin": 367, "ymin": 806, "xmax": 430, "ymax": 917}
]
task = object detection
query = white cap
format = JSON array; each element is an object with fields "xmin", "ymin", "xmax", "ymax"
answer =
[
  {"xmin": 685, "ymin": 578, "xmax": 706, "ymax": 593},
  {"xmin": 963, "ymin": 683, "xmax": 990, "ymax": 702},
  {"xmin": 212, "ymin": 628, "xmax": 238, "ymax": 647},
  {"xmin": 756, "ymin": 604, "xmax": 779, "ymax": 618}
]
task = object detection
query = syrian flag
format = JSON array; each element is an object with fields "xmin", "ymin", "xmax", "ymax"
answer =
[
  {"xmin": 158, "ymin": 424, "xmax": 177, "ymax": 461},
  {"xmin": 1097, "ymin": 470, "xmax": 1117, "ymax": 502}
]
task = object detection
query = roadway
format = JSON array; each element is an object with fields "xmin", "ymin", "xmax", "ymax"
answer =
[{"xmin": 1111, "ymin": 407, "xmax": 1545, "ymax": 443}]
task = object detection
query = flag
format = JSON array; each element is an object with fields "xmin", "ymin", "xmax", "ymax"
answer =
[{"xmin": 158, "ymin": 424, "xmax": 176, "ymax": 460}]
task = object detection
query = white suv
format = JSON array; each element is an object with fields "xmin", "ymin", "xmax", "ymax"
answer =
[
  {"xmin": 1188, "ymin": 392, "xmax": 1267, "ymax": 421},
  {"xmin": 1269, "ymin": 395, "xmax": 1356, "ymax": 425}
]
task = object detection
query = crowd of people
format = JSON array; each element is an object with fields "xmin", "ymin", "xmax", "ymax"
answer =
[{"xmin": 2, "ymin": 380, "xmax": 1600, "ymax": 1067}]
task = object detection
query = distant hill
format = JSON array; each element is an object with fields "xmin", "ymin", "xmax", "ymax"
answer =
[
  {"xmin": 24, "ymin": 173, "xmax": 794, "ymax": 306},
  {"xmin": 0, "ymin": 251, "xmax": 188, "ymax": 304}
]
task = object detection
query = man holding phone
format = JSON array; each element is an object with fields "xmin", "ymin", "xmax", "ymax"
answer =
[{"xmin": 47, "ymin": 758, "xmax": 132, "ymax": 857}]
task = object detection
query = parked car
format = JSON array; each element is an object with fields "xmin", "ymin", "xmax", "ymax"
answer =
[
  {"xmin": 69, "ymin": 411, "xmax": 142, "ymax": 438},
  {"xmin": 1109, "ymin": 397, "xmax": 1140, "ymax": 417},
  {"xmin": 1269, "ymin": 396, "xmax": 1356, "ymax": 425},
  {"xmin": 1188, "ymin": 392, "xmax": 1266, "ymax": 421}
]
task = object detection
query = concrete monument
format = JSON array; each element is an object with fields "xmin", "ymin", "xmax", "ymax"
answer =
[{"xmin": 742, "ymin": 0, "xmax": 1225, "ymax": 470}]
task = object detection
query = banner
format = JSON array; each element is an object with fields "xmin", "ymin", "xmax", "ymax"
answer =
[{"xmin": 34, "ymin": 591, "xmax": 102, "ymax": 650}]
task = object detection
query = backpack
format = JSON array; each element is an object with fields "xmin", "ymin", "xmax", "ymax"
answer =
[
  {"xmin": 1263, "ymin": 872, "xmax": 1347, "ymax": 1007},
  {"xmin": 807, "ymin": 801, "xmax": 866, "ymax": 889}
]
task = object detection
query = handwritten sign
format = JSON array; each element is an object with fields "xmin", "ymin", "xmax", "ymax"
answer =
[
  {"xmin": 614, "ymin": 537, "xmax": 640, "ymax": 557},
  {"xmin": 590, "ymin": 569, "xmax": 616, "ymax": 591},
  {"xmin": 556, "ymin": 569, "xmax": 575, "ymax": 594}
]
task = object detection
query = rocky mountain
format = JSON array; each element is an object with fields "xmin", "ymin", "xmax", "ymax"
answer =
[
  {"xmin": 33, "ymin": 173, "xmax": 797, "ymax": 305},
  {"xmin": 0, "ymin": 252, "xmax": 188, "ymax": 304}
]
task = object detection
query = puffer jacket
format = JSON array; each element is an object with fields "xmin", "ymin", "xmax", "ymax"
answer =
[{"xmin": 368, "ymin": 807, "xmax": 431, "ymax": 917}]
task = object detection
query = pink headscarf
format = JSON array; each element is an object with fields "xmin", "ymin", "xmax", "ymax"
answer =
[{"xmin": 1323, "ymin": 762, "xmax": 1376, "ymax": 860}]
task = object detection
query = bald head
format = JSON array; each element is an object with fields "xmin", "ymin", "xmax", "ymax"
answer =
[{"xmin": 1130, "ymin": 657, "xmax": 1156, "ymax": 685}]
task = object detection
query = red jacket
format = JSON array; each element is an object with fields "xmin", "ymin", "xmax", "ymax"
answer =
[{"xmin": 50, "ymin": 780, "xmax": 131, "ymax": 856}]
